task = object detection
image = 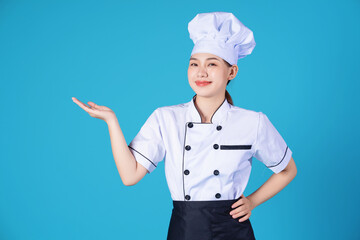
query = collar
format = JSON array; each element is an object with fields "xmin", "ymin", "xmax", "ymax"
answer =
[{"xmin": 187, "ymin": 94, "xmax": 231, "ymax": 124}]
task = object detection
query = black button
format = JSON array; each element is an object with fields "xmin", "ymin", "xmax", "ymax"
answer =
[
  {"xmin": 216, "ymin": 125, "xmax": 222, "ymax": 131},
  {"xmin": 188, "ymin": 122, "xmax": 193, "ymax": 128},
  {"xmin": 213, "ymin": 170, "xmax": 219, "ymax": 175},
  {"xmin": 215, "ymin": 193, "xmax": 221, "ymax": 198},
  {"xmin": 213, "ymin": 144, "xmax": 219, "ymax": 149},
  {"xmin": 185, "ymin": 145, "xmax": 191, "ymax": 151},
  {"xmin": 184, "ymin": 169, "xmax": 190, "ymax": 175},
  {"xmin": 185, "ymin": 195, "xmax": 191, "ymax": 200}
]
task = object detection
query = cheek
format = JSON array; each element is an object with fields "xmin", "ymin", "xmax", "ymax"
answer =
[
  {"xmin": 187, "ymin": 70, "xmax": 193, "ymax": 83},
  {"xmin": 188, "ymin": 68, "xmax": 194, "ymax": 75},
  {"xmin": 188, "ymin": 70, "xmax": 197, "ymax": 80}
]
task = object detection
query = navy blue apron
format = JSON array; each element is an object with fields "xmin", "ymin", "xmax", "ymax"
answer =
[{"xmin": 167, "ymin": 196, "xmax": 256, "ymax": 240}]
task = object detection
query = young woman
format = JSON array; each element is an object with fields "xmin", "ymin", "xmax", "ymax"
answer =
[{"xmin": 72, "ymin": 12, "xmax": 297, "ymax": 240}]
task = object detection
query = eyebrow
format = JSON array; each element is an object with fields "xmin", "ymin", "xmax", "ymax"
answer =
[{"xmin": 190, "ymin": 57, "xmax": 220, "ymax": 61}]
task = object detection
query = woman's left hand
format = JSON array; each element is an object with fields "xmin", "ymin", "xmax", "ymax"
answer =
[{"xmin": 229, "ymin": 194, "xmax": 255, "ymax": 222}]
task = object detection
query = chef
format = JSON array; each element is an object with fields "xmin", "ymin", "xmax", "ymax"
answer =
[{"xmin": 128, "ymin": 11, "xmax": 296, "ymax": 240}]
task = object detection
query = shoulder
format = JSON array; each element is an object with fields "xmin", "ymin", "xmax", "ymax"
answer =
[
  {"xmin": 228, "ymin": 104, "xmax": 262, "ymax": 120},
  {"xmin": 154, "ymin": 101, "xmax": 189, "ymax": 116}
]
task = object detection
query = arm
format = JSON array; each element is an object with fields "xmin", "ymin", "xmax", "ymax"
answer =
[
  {"xmin": 107, "ymin": 116, "xmax": 148, "ymax": 186},
  {"xmin": 72, "ymin": 97, "xmax": 147, "ymax": 186},
  {"xmin": 247, "ymin": 157, "xmax": 297, "ymax": 210}
]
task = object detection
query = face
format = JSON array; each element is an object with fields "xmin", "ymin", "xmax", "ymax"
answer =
[{"xmin": 188, "ymin": 52, "xmax": 238, "ymax": 99}]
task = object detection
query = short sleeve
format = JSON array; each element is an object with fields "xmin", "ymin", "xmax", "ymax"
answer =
[
  {"xmin": 252, "ymin": 112, "xmax": 293, "ymax": 174},
  {"xmin": 128, "ymin": 108, "xmax": 166, "ymax": 174}
]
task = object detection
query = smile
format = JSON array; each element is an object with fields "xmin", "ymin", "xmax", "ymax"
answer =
[{"xmin": 195, "ymin": 81, "xmax": 212, "ymax": 87}]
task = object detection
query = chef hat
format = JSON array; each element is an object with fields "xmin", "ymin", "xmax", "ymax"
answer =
[{"xmin": 188, "ymin": 12, "xmax": 256, "ymax": 65}]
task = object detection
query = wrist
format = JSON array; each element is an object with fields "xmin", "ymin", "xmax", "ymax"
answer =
[
  {"xmin": 106, "ymin": 114, "xmax": 118, "ymax": 125},
  {"xmin": 247, "ymin": 195, "xmax": 258, "ymax": 210}
]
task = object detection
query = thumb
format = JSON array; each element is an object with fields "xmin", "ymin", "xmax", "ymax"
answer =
[{"xmin": 88, "ymin": 102, "xmax": 100, "ymax": 109}]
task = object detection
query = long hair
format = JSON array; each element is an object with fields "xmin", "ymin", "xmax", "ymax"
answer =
[{"xmin": 223, "ymin": 60, "xmax": 234, "ymax": 105}]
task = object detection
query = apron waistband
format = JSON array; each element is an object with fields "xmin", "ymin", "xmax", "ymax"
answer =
[{"xmin": 172, "ymin": 196, "xmax": 242, "ymax": 209}]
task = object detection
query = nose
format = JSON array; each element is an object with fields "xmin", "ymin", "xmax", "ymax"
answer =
[{"xmin": 197, "ymin": 66, "xmax": 207, "ymax": 78}]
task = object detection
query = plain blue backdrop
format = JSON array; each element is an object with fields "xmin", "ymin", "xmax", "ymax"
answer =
[{"xmin": 1, "ymin": 0, "xmax": 359, "ymax": 239}]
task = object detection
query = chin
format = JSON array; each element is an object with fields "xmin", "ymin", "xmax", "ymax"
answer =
[{"xmin": 194, "ymin": 92, "xmax": 215, "ymax": 99}]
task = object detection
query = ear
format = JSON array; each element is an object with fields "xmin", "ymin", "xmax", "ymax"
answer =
[{"xmin": 228, "ymin": 65, "xmax": 238, "ymax": 80}]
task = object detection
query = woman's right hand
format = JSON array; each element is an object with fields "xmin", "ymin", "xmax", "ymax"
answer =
[{"xmin": 72, "ymin": 97, "xmax": 116, "ymax": 123}]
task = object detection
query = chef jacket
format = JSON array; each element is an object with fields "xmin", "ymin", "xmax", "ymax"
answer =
[{"xmin": 128, "ymin": 95, "xmax": 293, "ymax": 201}]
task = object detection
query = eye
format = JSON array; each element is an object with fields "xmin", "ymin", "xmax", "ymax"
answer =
[{"xmin": 189, "ymin": 63, "xmax": 216, "ymax": 67}]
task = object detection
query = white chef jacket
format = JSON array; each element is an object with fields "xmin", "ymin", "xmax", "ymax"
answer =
[{"xmin": 128, "ymin": 95, "xmax": 293, "ymax": 201}]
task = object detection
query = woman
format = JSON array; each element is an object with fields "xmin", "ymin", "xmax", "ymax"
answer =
[{"xmin": 72, "ymin": 12, "xmax": 297, "ymax": 240}]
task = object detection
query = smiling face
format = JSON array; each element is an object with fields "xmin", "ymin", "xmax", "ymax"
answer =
[{"xmin": 188, "ymin": 52, "xmax": 238, "ymax": 99}]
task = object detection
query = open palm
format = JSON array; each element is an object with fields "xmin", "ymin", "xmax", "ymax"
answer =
[{"xmin": 72, "ymin": 97, "xmax": 115, "ymax": 123}]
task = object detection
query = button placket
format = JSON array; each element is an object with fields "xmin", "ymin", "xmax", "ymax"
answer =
[
  {"xmin": 183, "ymin": 121, "xmax": 225, "ymax": 201},
  {"xmin": 184, "ymin": 122, "xmax": 194, "ymax": 201},
  {"xmin": 214, "ymin": 124, "xmax": 222, "ymax": 198}
]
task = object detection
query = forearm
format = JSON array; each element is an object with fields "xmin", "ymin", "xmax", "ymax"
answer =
[
  {"xmin": 106, "ymin": 116, "xmax": 137, "ymax": 186},
  {"xmin": 247, "ymin": 169, "xmax": 296, "ymax": 210}
]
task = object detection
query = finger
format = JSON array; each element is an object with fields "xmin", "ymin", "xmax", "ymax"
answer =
[
  {"xmin": 72, "ymin": 97, "xmax": 90, "ymax": 109},
  {"xmin": 231, "ymin": 206, "xmax": 248, "ymax": 218},
  {"xmin": 233, "ymin": 209, "xmax": 248, "ymax": 219},
  {"xmin": 238, "ymin": 212, "xmax": 251, "ymax": 222},
  {"xmin": 230, "ymin": 205, "xmax": 246, "ymax": 216},
  {"xmin": 72, "ymin": 97, "xmax": 85, "ymax": 106},
  {"xmin": 88, "ymin": 101, "xmax": 101, "ymax": 110},
  {"xmin": 78, "ymin": 103, "xmax": 96, "ymax": 113},
  {"xmin": 231, "ymin": 198, "xmax": 244, "ymax": 209},
  {"xmin": 73, "ymin": 98, "xmax": 97, "ymax": 114}
]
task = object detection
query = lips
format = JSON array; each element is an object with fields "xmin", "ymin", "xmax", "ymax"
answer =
[{"xmin": 195, "ymin": 80, "xmax": 212, "ymax": 86}]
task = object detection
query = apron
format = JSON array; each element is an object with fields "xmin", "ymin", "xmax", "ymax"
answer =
[{"xmin": 167, "ymin": 196, "xmax": 256, "ymax": 240}]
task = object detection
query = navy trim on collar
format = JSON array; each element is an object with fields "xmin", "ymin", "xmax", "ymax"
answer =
[{"xmin": 187, "ymin": 94, "xmax": 231, "ymax": 124}]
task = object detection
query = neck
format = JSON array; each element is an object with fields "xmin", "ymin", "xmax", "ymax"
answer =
[{"xmin": 194, "ymin": 94, "xmax": 226, "ymax": 123}]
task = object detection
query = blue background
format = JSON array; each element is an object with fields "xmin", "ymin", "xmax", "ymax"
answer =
[{"xmin": 1, "ymin": 0, "xmax": 359, "ymax": 239}]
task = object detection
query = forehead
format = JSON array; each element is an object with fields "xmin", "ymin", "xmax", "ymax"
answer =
[{"xmin": 190, "ymin": 53, "xmax": 222, "ymax": 61}]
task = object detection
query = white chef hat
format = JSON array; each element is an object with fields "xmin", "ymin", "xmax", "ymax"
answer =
[{"xmin": 188, "ymin": 12, "xmax": 256, "ymax": 65}]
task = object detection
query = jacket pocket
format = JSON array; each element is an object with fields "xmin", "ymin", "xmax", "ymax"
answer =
[{"xmin": 220, "ymin": 145, "xmax": 252, "ymax": 150}]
